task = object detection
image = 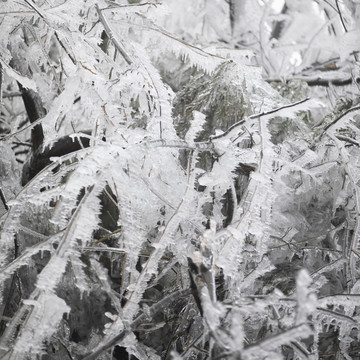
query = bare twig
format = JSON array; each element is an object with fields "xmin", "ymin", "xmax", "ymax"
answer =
[
  {"xmin": 335, "ymin": 0, "xmax": 348, "ymax": 32},
  {"xmin": 252, "ymin": 97, "xmax": 310, "ymax": 119},
  {"xmin": 319, "ymin": 104, "xmax": 360, "ymax": 138},
  {"xmin": 316, "ymin": 307, "xmax": 356, "ymax": 323},
  {"xmin": 3, "ymin": 91, "xmax": 22, "ymax": 98},
  {"xmin": 209, "ymin": 97, "xmax": 310, "ymax": 141},
  {"xmin": 103, "ymin": 1, "xmax": 160, "ymax": 9},
  {"xmin": 268, "ymin": 227, "xmax": 341, "ymax": 250},
  {"xmin": 0, "ymin": 63, "xmax": 3, "ymax": 106},
  {"xmin": 94, "ymin": 228, "xmax": 123, "ymax": 245},
  {"xmin": 268, "ymin": 74, "xmax": 358, "ymax": 87},
  {"xmin": 149, "ymin": 139, "xmax": 213, "ymax": 151},
  {"xmin": 0, "ymin": 187, "xmax": 8, "ymax": 211},
  {"xmin": 335, "ymin": 134, "xmax": 359, "ymax": 146},
  {"xmin": 318, "ymin": 0, "xmax": 338, "ymax": 12},
  {"xmin": 0, "ymin": 11, "xmax": 34, "ymax": 15},
  {"xmin": 54, "ymin": 31, "xmax": 76, "ymax": 65}
]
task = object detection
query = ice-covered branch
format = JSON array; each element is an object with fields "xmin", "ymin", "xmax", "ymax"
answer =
[
  {"xmin": 81, "ymin": 289, "xmax": 191, "ymax": 360},
  {"xmin": 96, "ymin": 4, "xmax": 133, "ymax": 65}
]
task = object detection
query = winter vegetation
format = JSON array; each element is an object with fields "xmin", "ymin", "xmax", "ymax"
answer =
[{"xmin": 1, "ymin": 0, "xmax": 360, "ymax": 359}]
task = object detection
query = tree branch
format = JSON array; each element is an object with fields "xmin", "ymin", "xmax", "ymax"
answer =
[
  {"xmin": 209, "ymin": 97, "xmax": 310, "ymax": 141},
  {"xmin": 0, "ymin": 63, "xmax": 3, "ymax": 106},
  {"xmin": 95, "ymin": 4, "xmax": 133, "ymax": 65},
  {"xmin": 335, "ymin": 0, "xmax": 348, "ymax": 32},
  {"xmin": 81, "ymin": 288, "xmax": 191, "ymax": 360},
  {"xmin": 268, "ymin": 75, "xmax": 360, "ymax": 87},
  {"xmin": 0, "ymin": 187, "xmax": 8, "ymax": 211},
  {"xmin": 322, "ymin": 104, "xmax": 360, "ymax": 134}
]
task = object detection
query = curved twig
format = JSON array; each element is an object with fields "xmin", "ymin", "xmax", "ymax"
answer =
[{"xmin": 209, "ymin": 97, "xmax": 310, "ymax": 141}]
